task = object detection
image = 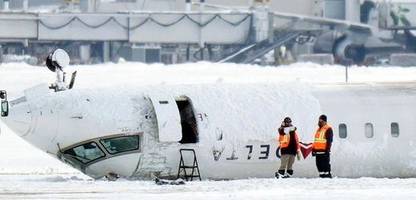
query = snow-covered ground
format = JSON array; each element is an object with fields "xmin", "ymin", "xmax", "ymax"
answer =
[
  {"xmin": 1, "ymin": 175, "xmax": 416, "ymax": 199},
  {"xmin": 0, "ymin": 62, "xmax": 416, "ymax": 199}
]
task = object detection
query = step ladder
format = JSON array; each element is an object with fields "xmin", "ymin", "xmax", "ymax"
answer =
[{"xmin": 177, "ymin": 149, "xmax": 201, "ymax": 181}]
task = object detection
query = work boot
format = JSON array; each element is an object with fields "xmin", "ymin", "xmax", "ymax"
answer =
[
  {"xmin": 275, "ymin": 170, "xmax": 285, "ymax": 179},
  {"xmin": 321, "ymin": 172, "xmax": 332, "ymax": 178},
  {"xmin": 325, "ymin": 172, "xmax": 332, "ymax": 178},
  {"xmin": 282, "ymin": 170, "xmax": 293, "ymax": 178}
]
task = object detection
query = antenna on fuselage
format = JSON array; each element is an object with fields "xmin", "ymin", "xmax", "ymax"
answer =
[{"xmin": 46, "ymin": 49, "xmax": 77, "ymax": 92}]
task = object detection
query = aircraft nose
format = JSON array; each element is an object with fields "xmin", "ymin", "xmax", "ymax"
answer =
[
  {"xmin": 84, "ymin": 153, "xmax": 143, "ymax": 179},
  {"xmin": 1, "ymin": 101, "xmax": 33, "ymax": 137}
]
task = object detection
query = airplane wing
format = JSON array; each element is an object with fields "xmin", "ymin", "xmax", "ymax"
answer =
[
  {"xmin": 273, "ymin": 11, "xmax": 373, "ymax": 34},
  {"xmin": 386, "ymin": 26, "xmax": 416, "ymax": 30},
  {"xmin": 190, "ymin": 2, "xmax": 373, "ymax": 34}
]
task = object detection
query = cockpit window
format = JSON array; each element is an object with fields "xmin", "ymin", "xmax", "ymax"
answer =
[
  {"xmin": 100, "ymin": 135, "xmax": 140, "ymax": 155},
  {"xmin": 63, "ymin": 142, "xmax": 105, "ymax": 164}
]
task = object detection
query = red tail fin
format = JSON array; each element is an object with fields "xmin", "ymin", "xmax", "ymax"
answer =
[{"xmin": 299, "ymin": 142, "xmax": 313, "ymax": 159}]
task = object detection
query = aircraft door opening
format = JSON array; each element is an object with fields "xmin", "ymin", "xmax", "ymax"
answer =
[
  {"xmin": 176, "ymin": 96, "xmax": 198, "ymax": 144},
  {"xmin": 149, "ymin": 95, "xmax": 182, "ymax": 142}
]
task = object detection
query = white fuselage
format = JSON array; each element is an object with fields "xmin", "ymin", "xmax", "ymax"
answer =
[{"xmin": 1, "ymin": 81, "xmax": 416, "ymax": 179}]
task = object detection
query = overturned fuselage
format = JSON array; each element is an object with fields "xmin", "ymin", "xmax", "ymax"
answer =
[{"xmin": 1, "ymin": 81, "xmax": 416, "ymax": 179}]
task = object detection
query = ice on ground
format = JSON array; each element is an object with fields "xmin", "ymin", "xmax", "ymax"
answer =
[{"xmin": 0, "ymin": 175, "xmax": 416, "ymax": 200}]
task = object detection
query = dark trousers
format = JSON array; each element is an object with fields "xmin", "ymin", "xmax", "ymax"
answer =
[{"xmin": 315, "ymin": 153, "xmax": 331, "ymax": 173}]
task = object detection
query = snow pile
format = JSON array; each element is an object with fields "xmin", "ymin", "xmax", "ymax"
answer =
[
  {"xmin": 0, "ymin": 124, "xmax": 80, "ymax": 175},
  {"xmin": 1, "ymin": 62, "xmax": 416, "ymax": 98}
]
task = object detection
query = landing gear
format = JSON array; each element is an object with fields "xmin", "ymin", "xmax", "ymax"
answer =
[
  {"xmin": 46, "ymin": 49, "xmax": 77, "ymax": 92},
  {"xmin": 0, "ymin": 90, "xmax": 8, "ymax": 117}
]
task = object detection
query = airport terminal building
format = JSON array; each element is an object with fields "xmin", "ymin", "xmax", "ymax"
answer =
[{"xmin": 0, "ymin": 0, "xmax": 415, "ymax": 65}]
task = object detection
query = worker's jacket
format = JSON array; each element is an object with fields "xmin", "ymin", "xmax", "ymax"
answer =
[
  {"xmin": 278, "ymin": 126, "xmax": 300, "ymax": 155},
  {"xmin": 312, "ymin": 124, "xmax": 332, "ymax": 152}
]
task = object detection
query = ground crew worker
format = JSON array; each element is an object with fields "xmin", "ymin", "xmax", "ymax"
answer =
[
  {"xmin": 275, "ymin": 117, "xmax": 300, "ymax": 178},
  {"xmin": 312, "ymin": 114, "xmax": 333, "ymax": 178}
]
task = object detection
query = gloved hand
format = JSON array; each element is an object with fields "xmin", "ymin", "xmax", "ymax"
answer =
[{"xmin": 312, "ymin": 151, "xmax": 316, "ymax": 157}]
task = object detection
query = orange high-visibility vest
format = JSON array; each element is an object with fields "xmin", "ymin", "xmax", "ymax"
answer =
[
  {"xmin": 278, "ymin": 131, "xmax": 300, "ymax": 150},
  {"xmin": 313, "ymin": 124, "xmax": 331, "ymax": 151}
]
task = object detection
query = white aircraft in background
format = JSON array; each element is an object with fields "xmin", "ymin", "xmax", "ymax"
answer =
[{"xmin": 1, "ymin": 49, "xmax": 416, "ymax": 180}]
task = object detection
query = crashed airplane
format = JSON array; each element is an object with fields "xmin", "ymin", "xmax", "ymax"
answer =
[{"xmin": 1, "ymin": 49, "xmax": 416, "ymax": 180}]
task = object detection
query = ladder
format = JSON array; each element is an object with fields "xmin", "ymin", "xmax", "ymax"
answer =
[{"xmin": 177, "ymin": 149, "xmax": 201, "ymax": 181}]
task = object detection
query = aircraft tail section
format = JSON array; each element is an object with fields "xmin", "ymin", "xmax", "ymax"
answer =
[{"xmin": 299, "ymin": 142, "xmax": 313, "ymax": 159}]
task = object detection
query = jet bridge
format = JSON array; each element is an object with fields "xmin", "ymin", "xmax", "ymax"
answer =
[
  {"xmin": 0, "ymin": 6, "xmax": 377, "ymax": 64},
  {"xmin": 0, "ymin": 11, "xmax": 252, "ymax": 44}
]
